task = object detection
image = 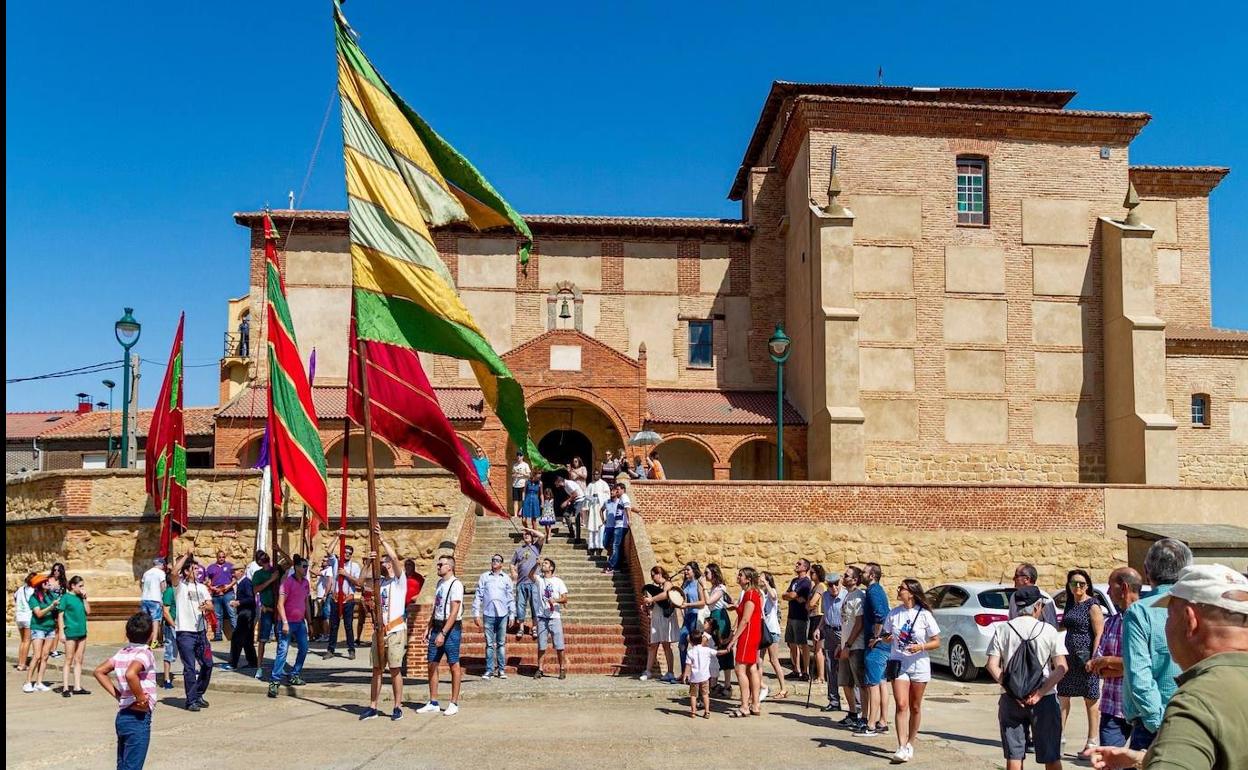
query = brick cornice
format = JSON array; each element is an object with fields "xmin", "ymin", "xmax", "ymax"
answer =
[
  {"xmin": 1130, "ymin": 166, "xmax": 1230, "ymax": 197},
  {"xmin": 775, "ymin": 97, "xmax": 1150, "ymax": 180}
]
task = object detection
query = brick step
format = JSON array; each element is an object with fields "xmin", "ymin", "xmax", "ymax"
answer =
[
  {"xmin": 459, "ymin": 644, "xmax": 634, "ymax": 658},
  {"xmin": 459, "ymin": 661, "xmax": 646, "ymax": 675}
]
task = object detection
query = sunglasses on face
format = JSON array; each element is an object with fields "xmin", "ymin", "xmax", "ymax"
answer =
[{"xmin": 1068, "ymin": 580, "xmax": 1088, "ymax": 587}]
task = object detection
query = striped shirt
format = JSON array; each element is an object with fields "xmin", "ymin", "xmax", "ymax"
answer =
[
  {"xmin": 109, "ymin": 644, "xmax": 157, "ymax": 711},
  {"xmin": 1095, "ymin": 613, "xmax": 1125, "ymax": 719}
]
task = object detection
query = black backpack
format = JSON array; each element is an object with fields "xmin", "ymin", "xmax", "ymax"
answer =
[{"xmin": 1002, "ymin": 621, "xmax": 1047, "ymax": 701}]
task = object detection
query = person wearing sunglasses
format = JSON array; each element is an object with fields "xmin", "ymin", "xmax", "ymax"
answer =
[
  {"xmin": 1008, "ymin": 563, "xmax": 1059, "ymax": 627},
  {"xmin": 1058, "ymin": 568, "xmax": 1105, "ymax": 758},
  {"xmin": 473, "ymin": 553, "xmax": 515, "ymax": 680}
]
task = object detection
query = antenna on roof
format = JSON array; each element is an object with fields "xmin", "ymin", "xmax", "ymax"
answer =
[{"xmin": 877, "ymin": 66, "xmax": 884, "ymax": 86}]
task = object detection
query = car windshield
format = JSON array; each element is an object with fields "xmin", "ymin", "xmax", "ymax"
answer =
[{"xmin": 977, "ymin": 589, "xmax": 1014, "ymax": 610}]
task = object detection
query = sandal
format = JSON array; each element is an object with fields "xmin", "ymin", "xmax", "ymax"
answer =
[
  {"xmin": 775, "ymin": 690, "xmax": 789, "ymax": 700},
  {"xmin": 534, "ymin": 670, "xmax": 544, "ymax": 679},
  {"xmin": 1079, "ymin": 741, "xmax": 1099, "ymax": 758},
  {"xmin": 727, "ymin": 707, "xmax": 749, "ymax": 718}
]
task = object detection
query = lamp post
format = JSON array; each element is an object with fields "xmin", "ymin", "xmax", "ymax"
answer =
[
  {"xmin": 102, "ymin": 379, "xmax": 116, "ymax": 467},
  {"xmin": 767, "ymin": 323, "xmax": 792, "ymax": 480},
  {"xmin": 114, "ymin": 308, "xmax": 141, "ymax": 468}
]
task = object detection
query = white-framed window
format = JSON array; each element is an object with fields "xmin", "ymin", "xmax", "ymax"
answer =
[
  {"xmin": 957, "ymin": 157, "xmax": 988, "ymax": 225},
  {"xmin": 1191, "ymin": 394, "xmax": 1210, "ymax": 426},
  {"xmin": 82, "ymin": 452, "xmax": 108, "ymax": 469}
]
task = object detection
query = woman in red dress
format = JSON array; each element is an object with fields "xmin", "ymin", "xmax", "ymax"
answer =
[{"xmin": 724, "ymin": 567, "xmax": 762, "ymax": 716}]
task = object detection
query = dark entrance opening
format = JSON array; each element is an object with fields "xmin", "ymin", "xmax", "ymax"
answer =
[{"xmin": 537, "ymin": 429, "xmax": 592, "ymax": 510}]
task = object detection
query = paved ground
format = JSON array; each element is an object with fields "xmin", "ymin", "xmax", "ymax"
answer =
[{"xmin": 6, "ymin": 641, "xmax": 1101, "ymax": 769}]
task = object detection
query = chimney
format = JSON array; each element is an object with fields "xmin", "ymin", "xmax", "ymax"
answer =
[{"xmin": 75, "ymin": 392, "xmax": 93, "ymax": 414}]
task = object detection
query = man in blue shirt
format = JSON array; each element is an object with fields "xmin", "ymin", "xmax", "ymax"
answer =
[
  {"xmin": 855, "ymin": 562, "xmax": 892, "ymax": 737},
  {"xmin": 1123, "ymin": 537, "xmax": 1192, "ymax": 751},
  {"xmin": 815, "ymin": 575, "xmax": 845, "ymax": 712},
  {"xmin": 471, "ymin": 447, "xmax": 490, "ymax": 486},
  {"xmin": 473, "ymin": 553, "xmax": 515, "ymax": 679}
]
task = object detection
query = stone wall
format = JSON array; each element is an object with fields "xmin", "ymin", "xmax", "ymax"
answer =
[
  {"xmin": 1166, "ymin": 353, "xmax": 1248, "ymax": 487},
  {"xmin": 5, "ymin": 469, "xmax": 470, "ymax": 622}
]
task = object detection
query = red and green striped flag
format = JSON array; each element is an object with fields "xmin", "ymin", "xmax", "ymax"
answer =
[
  {"xmin": 264, "ymin": 213, "xmax": 330, "ymax": 535},
  {"xmin": 334, "ymin": 4, "xmax": 549, "ymax": 511},
  {"xmin": 145, "ymin": 313, "xmax": 187, "ymax": 557}
]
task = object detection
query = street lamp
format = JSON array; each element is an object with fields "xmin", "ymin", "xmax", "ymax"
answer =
[
  {"xmin": 767, "ymin": 323, "xmax": 792, "ymax": 480},
  {"xmin": 114, "ymin": 308, "xmax": 141, "ymax": 468},
  {"xmin": 102, "ymin": 379, "xmax": 116, "ymax": 467}
]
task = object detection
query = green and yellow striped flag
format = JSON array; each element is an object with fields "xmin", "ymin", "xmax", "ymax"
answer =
[{"xmin": 335, "ymin": 3, "xmax": 549, "ymax": 469}]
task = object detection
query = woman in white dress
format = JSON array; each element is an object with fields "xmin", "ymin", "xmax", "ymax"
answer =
[{"xmin": 758, "ymin": 572, "xmax": 789, "ymax": 700}]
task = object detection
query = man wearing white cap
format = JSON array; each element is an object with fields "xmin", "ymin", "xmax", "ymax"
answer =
[{"xmin": 1092, "ymin": 564, "xmax": 1248, "ymax": 769}]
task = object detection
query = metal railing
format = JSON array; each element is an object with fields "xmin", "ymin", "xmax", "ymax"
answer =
[{"xmin": 223, "ymin": 331, "xmax": 252, "ymax": 359}]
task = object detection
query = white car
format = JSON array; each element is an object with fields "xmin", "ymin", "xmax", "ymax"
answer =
[{"xmin": 925, "ymin": 582, "xmax": 1015, "ymax": 681}]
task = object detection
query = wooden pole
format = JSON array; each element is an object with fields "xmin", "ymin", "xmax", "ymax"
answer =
[
  {"xmin": 356, "ymin": 338, "xmax": 384, "ymax": 676},
  {"xmin": 336, "ymin": 416, "xmax": 350, "ymax": 615}
]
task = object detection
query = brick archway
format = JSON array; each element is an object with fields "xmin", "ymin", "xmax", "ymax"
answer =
[{"xmin": 524, "ymin": 391, "xmax": 629, "ymax": 480}]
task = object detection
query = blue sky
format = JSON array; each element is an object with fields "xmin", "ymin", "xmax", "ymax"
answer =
[{"xmin": 6, "ymin": 1, "xmax": 1246, "ymax": 412}]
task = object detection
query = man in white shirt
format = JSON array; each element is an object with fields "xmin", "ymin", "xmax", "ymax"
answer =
[
  {"xmin": 324, "ymin": 537, "xmax": 363, "ymax": 660},
  {"xmin": 1007, "ymin": 563, "xmax": 1059, "ymax": 627},
  {"xmin": 360, "ymin": 526, "xmax": 407, "ymax": 722},
  {"xmin": 604, "ymin": 483, "xmax": 634, "ymax": 575},
  {"xmin": 418, "ymin": 555, "xmax": 464, "ymax": 716},
  {"xmin": 510, "ymin": 452, "xmax": 531, "ymax": 517},
  {"xmin": 170, "ymin": 552, "xmax": 214, "ymax": 711},
  {"xmin": 139, "ymin": 557, "xmax": 166, "ymax": 648},
  {"xmin": 987, "ymin": 585, "xmax": 1070, "ymax": 770},
  {"xmin": 534, "ymin": 558, "xmax": 569, "ymax": 679},
  {"xmin": 473, "ymin": 553, "xmax": 515, "ymax": 680},
  {"xmin": 559, "ymin": 476, "xmax": 587, "ymax": 544},
  {"xmin": 837, "ymin": 565, "xmax": 868, "ymax": 729}
]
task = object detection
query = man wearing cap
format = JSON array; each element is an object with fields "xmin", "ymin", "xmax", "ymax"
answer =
[
  {"xmin": 268, "ymin": 555, "xmax": 312, "ymax": 697},
  {"xmin": 986, "ymin": 585, "xmax": 1070, "ymax": 770},
  {"xmin": 139, "ymin": 557, "xmax": 167, "ymax": 649},
  {"xmin": 1123, "ymin": 538, "xmax": 1193, "ymax": 751},
  {"xmin": 1092, "ymin": 564, "xmax": 1248, "ymax": 770},
  {"xmin": 510, "ymin": 452, "xmax": 531, "ymax": 518},
  {"xmin": 473, "ymin": 552, "xmax": 515, "ymax": 679}
]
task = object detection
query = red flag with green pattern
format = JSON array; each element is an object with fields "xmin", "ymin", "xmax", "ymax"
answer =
[
  {"xmin": 264, "ymin": 213, "xmax": 330, "ymax": 535},
  {"xmin": 145, "ymin": 313, "xmax": 187, "ymax": 557}
]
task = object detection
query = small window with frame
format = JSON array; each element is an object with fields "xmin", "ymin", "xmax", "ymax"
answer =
[
  {"xmin": 1191, "ymin": 394, "xmax": 1210, "ymax": 427},
  {"xmin": 688, "ymin": 320, "xmax": 713, "ymax": 368},
  {"xmin": 957, "ymin": 157, "xmax": 988, "ymax": 225}
]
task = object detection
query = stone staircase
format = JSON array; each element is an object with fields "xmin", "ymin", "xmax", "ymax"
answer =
[{"xmin": 458, "ymin": 515, "xmax": 645, "ymax": 675}]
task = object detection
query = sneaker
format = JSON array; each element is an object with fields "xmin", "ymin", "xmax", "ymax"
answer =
[
  {"xmin": 34, "ymin": 683, "xmax": 51, "ymax": 692},
  {"xmin": 852, "ymin": 726, "xmax": 879, "ymax": 737},
  {"xmin": 890, "ymin": 747, "xmax": 910, "ymax": 763},
  {"xmin": 660, "ymin": 673, "xmax": 676, "ymax": 684},
  {"xmin": 62, "ymin": 689, "xmax": 72, "ymax": 698},
  {"xmin": 416, "ymin": 702, "xmax": 441, "ymax": 714},
  {"xmin": 290, "ymin": 675, "xmax": 306, "ymax": 686},
  {"xmin": 759, "ymin": 686, "xmax": 770, "ymax": 702},
  {"xmin": 220, "ymin": 664, "xmax": 234, "ymax": 672},
  {"xmin": 496, "ymin": 671, "xmax": 507, "ymax": 680},
  {"xmin": 268, "ymin": 682, "xmax": 279, "ymax": 698},
  {"xmin": 163, "ymin": 680, "xmax": 174, "ymax": 690},
  {"xmin": 322, "ymin": 651, "xmax": 335, "ymax": 660},
  {"xmin": 255, "ymin": 668, "xmax": 264, "ymax": 680},
  {"xmin": 196, "ymin": 698, "xmax": 209, "ymax": 708},
  {"xmin": 149, "ymin": 641, "xmax": 160, "ymax": 650},
  {"xmin": 50, "ymin": 650, "xmax": 63, "ymax": 658},
  {"xmin": 187, "ymin": 702, "xmax": 201, "ymax": 712},
  {"xmin": 904, "ymin": 744, "xmax": 915, "ymax": 761},
  {"xmin": 876, "ymin": 722, "xmax": 889, "ymax": 733},
  {"xmin": 837, "ymin": 714, "xmax": 858, "ymax": 728},
  {"xmin": 359, "ymin": 708, "xmax": 379, "ymax": 721},
  {"xmin": 347, "ymin": 649, "xmax": 356, "ymax": 660},
  {"xmin": 22, "ymin": 683, "xmax": 34, "ymax": 693},
  {"xmin": 481, "ymin": 671, "xmax": 494, "ymax": 680},
  {"xmin": 391, "ymin": 707, "xmax": 403, "ymax": 721},
  {"xmin": 443, "ymin": 703, "xmax": 459, "ymax": 717},
  {"xmin": 639, "ymin": 672, "xmax": 651, "ymax": 681},
  {"xmin": 821, "ymin": 703, "xmax": 838, "ymax": 712}
]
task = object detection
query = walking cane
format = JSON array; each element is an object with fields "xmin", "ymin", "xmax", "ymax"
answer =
[{"xmin": 805, "ymin": 666, "xmax": 814, "ymax": 709}]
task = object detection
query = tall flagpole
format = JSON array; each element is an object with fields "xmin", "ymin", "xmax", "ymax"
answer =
[{"xmin": 356, "ymin": 337, "xmax": 384, "ymax": 675}]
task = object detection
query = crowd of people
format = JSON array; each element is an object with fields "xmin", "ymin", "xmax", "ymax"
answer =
[{"xmin": 12, "ymin": 525, "xmax": 1245, "ymax": 770}]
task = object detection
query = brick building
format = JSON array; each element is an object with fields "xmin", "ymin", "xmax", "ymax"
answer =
[{"xmin": 216, "ymin": 82, "xmax": 1245, "ymax": 494}]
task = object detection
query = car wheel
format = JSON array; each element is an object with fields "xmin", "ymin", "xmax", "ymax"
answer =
[{"xmin": 949, "ymin": 638, "xmax": 978, "ymax": 681}]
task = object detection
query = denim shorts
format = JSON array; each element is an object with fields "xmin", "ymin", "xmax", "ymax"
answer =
[
  {"xmin": 537, "ymin": 616, "xmax": 565, "ymax": 652},
  {"xmin": 163, "ymin": 624, "xmax": 178, "ymax": 663},
  {"xmin": 864, "ymin": 643, "xmax": 891, "ymax": 686},
  {"xmin": 427, "ymin": 621, "xmax": 462, "ymax": 664},
  {"xmin": 31, "ymin": 628, "xmax": 56, "ymax": 641},
  {"xmin": 258, "ymin": 610, "xmax": 277, "ymax": 642},
  {"xmin": 140, "ymin": 600, "xmax": 163, "ymax": 624}
]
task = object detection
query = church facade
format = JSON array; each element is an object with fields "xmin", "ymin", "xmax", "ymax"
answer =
[{"xmin": 215, "ymin": 82, "xmax": 1245, "ymax": 501}]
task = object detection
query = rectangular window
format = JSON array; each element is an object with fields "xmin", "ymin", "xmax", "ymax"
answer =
[
  {"xmin": 82, "ymin": 452, "xmax": 107, "ymax": 469},
  {"xmin": 688, "ymin": 321, "xmax": 713, "ymax": 368},
  {"xmin": 1191, "ymin": 395, "xmax": 1209, "ymax": 426},
  {"xmin": 957, "ymin": 158, "xmax": 988, "ymax": 225}
]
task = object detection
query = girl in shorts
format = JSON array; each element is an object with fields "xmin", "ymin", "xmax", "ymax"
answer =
[
  {"xmin": 59, "ymin": 576, "xmax": 91, "ymax": 697},
  {"xmin": 884, "ymin": 578, "xmax": 941, "ymax": 764}
]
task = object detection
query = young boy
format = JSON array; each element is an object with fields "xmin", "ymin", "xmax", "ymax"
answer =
[
  {"xmin": 160, "ymin": 567, "xmax": 177, "ymax": 688},
  {"xmin": 683, "ymin": 627, "xmax": 718, "ymax": 718},
  {"xmin": 94, "ymin": 612, "xmax": 158, "ymax": 770}
]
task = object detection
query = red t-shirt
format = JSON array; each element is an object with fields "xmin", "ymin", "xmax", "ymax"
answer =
[{"xmin": 406, "ymin": 574, "xmax": 424, "ymax": 605}]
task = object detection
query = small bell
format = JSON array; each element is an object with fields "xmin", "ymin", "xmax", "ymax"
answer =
[{"xmin": 558, "ymin": 297, "xmax": 572, "ymax": 320}]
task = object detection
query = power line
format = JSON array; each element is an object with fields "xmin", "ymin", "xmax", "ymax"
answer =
[
  {"xmin": 6, "ymin": 361, "xmax": 123, "ymax": 384},
  {"xmin": 140, "ymin": 357, "xmax": 219, "ymax": 369}
]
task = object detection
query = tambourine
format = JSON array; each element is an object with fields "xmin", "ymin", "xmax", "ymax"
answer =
[{"xmin": 667, "ymin": 588, "xmax": 686, "ymax": 608}]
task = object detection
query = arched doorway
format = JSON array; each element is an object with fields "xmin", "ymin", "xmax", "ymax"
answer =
[
  {"xmin": 326, "ymin": 434, "xmax": 398, "ymax": 470},
  {"xmin": 659, "ymin": 438, "xmax": 715, "ymax": 480},
  {"xmin": 729, "ymin": 438, "xmax": 793, "ymax": 480},
  {"xmin": 538, "ymin": 429, "xmax": 593, "ymax": 471}
]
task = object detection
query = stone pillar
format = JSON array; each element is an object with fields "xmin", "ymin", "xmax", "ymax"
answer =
[
  {"xmin": 712, "ymin": 463, "xmax": 731, "ymax": 480},
  {"xmin": 1100, "ymin": 216, "xmax": 1178, "ymax": 484}
]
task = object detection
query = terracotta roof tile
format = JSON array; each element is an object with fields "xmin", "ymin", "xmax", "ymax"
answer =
[
  {"xmin": 5, "ymin": 411, "xmax": 83, "ymax": 440},
  {"xmin": 647, "ymin": 390, "xmax": 804, "ymax": 425},
  {"xmin": 216, "ymin": 386, "xmax": 485, "ymax": 422},
  {"xmin": 39, "ymin": 407, "xmax": 217, "ymax": 440},
  {"xmin": 1166, "ymin": 326, "xmax": 1248, "ymax": 342}
]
